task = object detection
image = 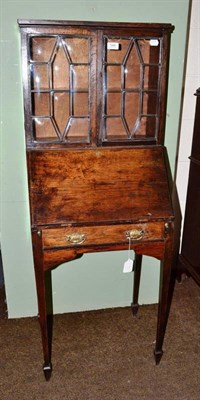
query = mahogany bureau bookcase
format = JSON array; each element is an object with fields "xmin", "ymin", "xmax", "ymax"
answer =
[{"xmin": 18, "ymin": 19, "xmax": 175, "ymax": 380}]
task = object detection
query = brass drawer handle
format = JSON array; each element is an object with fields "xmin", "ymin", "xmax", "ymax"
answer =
[
  {"xmin": 66, "ymin": 233, "xmax": 86, "ymax": 244},
  {"xmin": 125, "ymin": 229, "xmax": 144, "ymax": 241}
]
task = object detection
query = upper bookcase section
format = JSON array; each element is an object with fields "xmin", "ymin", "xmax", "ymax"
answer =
[{"xmin": 18, "ymin": 20, "xmax": 174, "ymax": 148}]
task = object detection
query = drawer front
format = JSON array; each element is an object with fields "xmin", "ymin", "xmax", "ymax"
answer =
[{"xmin": 42, "ymin": 222, "xmax": 165, "ymax": 249}]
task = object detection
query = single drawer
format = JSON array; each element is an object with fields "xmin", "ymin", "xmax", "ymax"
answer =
[{"xmin": 42, "ymin": 221, "xmax": 165, "ymax": 249}]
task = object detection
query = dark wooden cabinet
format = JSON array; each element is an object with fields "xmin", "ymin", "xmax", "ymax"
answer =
[
  {"xmin": 18, "ymin": 19, "xmax": 175, "ymax": 380},
  {"xmin": 179, "ymin": 88, "xmax": 200, "ymax": 285}
]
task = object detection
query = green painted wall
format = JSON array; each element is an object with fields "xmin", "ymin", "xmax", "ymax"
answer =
[{"xmin": 0, "ymin": 0, "xmax": 190, "ymax": 318}]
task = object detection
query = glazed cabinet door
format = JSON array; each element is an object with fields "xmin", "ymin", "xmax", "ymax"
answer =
[
  {"xmin": 98, "ymin": 28, "xmax": 170, "ymax": 145},
  {"xmin": 21, "ymin": 27, "xmax": 97, "ymax": 147}
]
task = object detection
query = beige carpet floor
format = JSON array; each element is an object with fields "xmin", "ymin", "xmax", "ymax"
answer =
[{"xmin": 0, "ymin": 277, "xmax": 200, "ymax": 399}]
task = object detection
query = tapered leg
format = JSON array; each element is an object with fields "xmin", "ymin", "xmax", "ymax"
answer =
[
  {"xmin": 131, "ymin": 253, "xmax": 142, "ymax": 316},
  {"xmin": 154, "ymin": 228, "xmax": 174, "ymax": 364},
  {"xmin": 32, "ymin": 230, "xmax": 52, "ymax": 380}
]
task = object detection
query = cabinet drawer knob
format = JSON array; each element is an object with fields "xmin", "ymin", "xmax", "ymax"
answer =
[
  {"xmin": 66, "ymin": 233, "xmax": 86, "ymax": 244},
  {"xmin": 125, "ymin": 229, "xmax": 144, "ymax": 240}
]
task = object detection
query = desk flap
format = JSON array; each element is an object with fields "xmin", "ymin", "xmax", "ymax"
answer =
[{"xmin": 28, "ymin": 146, "xmax": 174, "ymax": 226}]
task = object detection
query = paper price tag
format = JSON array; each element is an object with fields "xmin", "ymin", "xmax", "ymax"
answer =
[
  {"xmin": 123, "ymin": 258, "xmax": 133, "ymax": 273},
  {"xmin": 107, "ymin": 42, "xmax": 120, "ymax": 50},
  {"xmin": 150, "ymin": 39, "xmax": 159, "ymax": 47}
]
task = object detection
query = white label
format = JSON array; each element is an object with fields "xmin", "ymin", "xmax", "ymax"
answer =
[
  {"xmin": 107, "ymin": 42, "xmax": 120, "ymax": 50},
  {"xmin": 123, "ymin": 258, "xmax": 133, "ymax": 273},
  {"xmin": 150, "ymin": 39, "xmax": 159, "ymax": 47}
]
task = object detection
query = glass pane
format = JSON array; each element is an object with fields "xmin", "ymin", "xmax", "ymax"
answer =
[
  {"xmin": 105, "ymin": 38, "xmax": 130, "ymax": 63},
  {"xmin": 143, "ymin": 66, "xmax": 159, "ymax": 90},
  {"xmin": 33, "ymin": 118, "xmax": 58, "ymax": 140},
  {"xmin": 138, "ymin": 39, "xmax": 160, "ymax": 64},
  {"xmin": 124, "ymin": 92, "xmax": 140, "ymax": 132},
  {"xmin": 53, "ymin": 92, "xmax": 70, "ymax": 134},
  {"xmin": 67, "ymin": 118, "xmax": 89, "ymax": 139},
  {"xmin": 106, "ymin": 117, "xmax": 127, "ymax": 138},
  {"xmin": 73, "ymin": 93, "xmax": 88, "ymax": 116},
  {"xmin": 135, "ymin": 116, "xmax": 156, "ymax": 137},
  {"xmin": 106, "ymin": 66, "xmax": 121, "ymax": 90},
  {"xmin": 124, "ymin": 45, "xmax": 141, "ymax": 89},
  {"xmin": 32, "ymin": 93, "xmax": 50, "ymax": 116},
  {"xmin": 106, "ymin": 92, "xmax": 121, "ymax": 115},
  {"xmin": 73, "ymin": 65, "xmax": 88, "ymax": 90},
  {"xmin": 64, "ymin": 37, "xmax": 89, "ymax": 63},
  {"xmin": 52, "ymin": 45, "xmax": 70, "ymax": 89},
  {"xmin": 31, "ymin": 64, "xmax": 49, "ymax": 90},
  {"xmin": 143, "ymin": 92, "xmax": 157, "ymax": 115},
  {"xmin": 30, "ymin": 37, "xmax": 56, "ymax": 62}
]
